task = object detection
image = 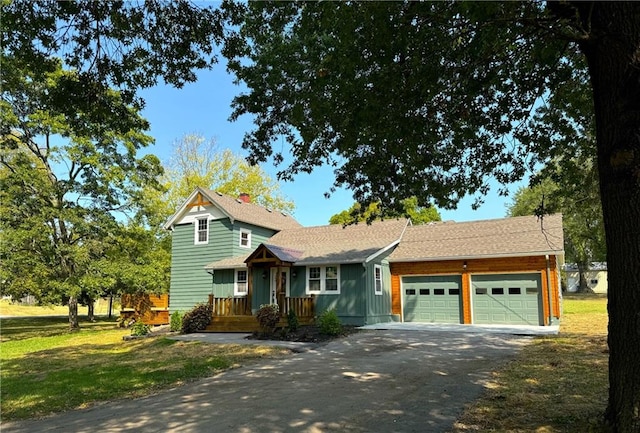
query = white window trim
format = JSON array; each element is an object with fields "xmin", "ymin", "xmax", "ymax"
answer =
[
  {"xmin": 239, "ymin": 228, "xmax": 252, "ymax": 248},
  {"xmin": 195, "ymin": 218, "xmax": 209, "ymax": 245},
  {"xmin": 234, "ymin": 268, "xmax": 248, "ymax": 296},
  {"xmin": 374, "ymin": 264, "xmax": 383, "ymax": 295},
  {"xmin": 306, "ymin": 265, "xmax": 340, "ymax": 295}
]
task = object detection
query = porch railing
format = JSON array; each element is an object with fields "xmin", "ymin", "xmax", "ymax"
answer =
[
  {"xmin": 279, "ymin": 295, "xmax": 315, "ymax": 318},
  {"xmin": 208, "ymin": 295, "xmax": 315, "ymax": 318},
  {"xmin": 209, "ymin": 295, "xmax": 249, "ymax": 316}
]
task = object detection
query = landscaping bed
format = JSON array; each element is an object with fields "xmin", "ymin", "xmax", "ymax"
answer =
[{"xmin": 247, "ymin": 324, "xmax": 359, "ymax": 343}]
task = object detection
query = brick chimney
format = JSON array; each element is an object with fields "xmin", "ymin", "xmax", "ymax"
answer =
[{"xmin": 238, "ymin": 193, "xmax": 251, "ymax": 203}]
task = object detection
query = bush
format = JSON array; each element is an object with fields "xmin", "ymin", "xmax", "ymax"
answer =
[
  {"xmin": 130, "ymin": 320, "xmax": 150, "ymax": 336},
  {"xmin": 318, "ymin": 309, "xmax": 342, "ymax": 336},
  {"xmin": 256, "ymin": 304, "xmax": 280, "ymax": 334},
  {"xmin": 170, "ymin": 311, "xmax": 183, "ymax": 332},
  {"xmin": 287, "ymin": 309, "xmax": 299, "ymax": 332},
  {"xmin": 181, "ymin": 303, "xmax": 213, "ymax": 334}
]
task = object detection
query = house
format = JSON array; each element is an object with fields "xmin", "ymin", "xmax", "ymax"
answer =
[
  {"xmin": 564, "ymin": 262, "xmax": 608, "ymax": 293},
  {"xmin": 164, "ymin": 188, "xmax": 564, "ymax": 331}
]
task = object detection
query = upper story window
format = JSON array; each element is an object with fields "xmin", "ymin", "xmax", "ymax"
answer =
[
  {"xmin": 235, "ymin": 269, "xmax": 248, "ymax": 296},
  {"xmin": 374, "ymin": 264, "xmax": 383, "ymax": 295},
  {"xmin": 239, "ymin": 228, "xmax": 252, "ymax": 248},
  {"xmin": 306, "ymin": 265, "xmax": 340, "ymax": 295},
  {"xmin": 195, "ymin": 218, "xmax": 208, "ymax": 244}
]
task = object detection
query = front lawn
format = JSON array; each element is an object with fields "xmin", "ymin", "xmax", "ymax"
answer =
[{"xmin": 0, "ymin": 317, "xmax": 288, "ymax": 421}]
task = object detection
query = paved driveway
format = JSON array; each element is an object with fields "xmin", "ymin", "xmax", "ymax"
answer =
[{"xmin": 2, "ymin": 330, "xmax": 530, "ymax": 433}]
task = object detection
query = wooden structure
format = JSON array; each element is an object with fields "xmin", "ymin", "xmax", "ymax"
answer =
[
  {"xmin": 203, "ymin": 243, "xmax": 315, "ymax": 332},
  {"xmin": 205, "ymin": 294, "xmax": 315, "ymax": 332},
  {"xmin": 120, "ymin": 293, "xmax": 170, "ymax": 325}
]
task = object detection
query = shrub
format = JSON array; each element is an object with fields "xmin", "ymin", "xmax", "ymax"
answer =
[
  {"xmin": 181, "ymin": 303, "xmax": 213, "ymax": 334},
  {"xmin": 287, "ymin": 309, "xmax": 299, "ymax": 332},
  {"xmin": 130, "ymin": 320, "xmax": 150, "ymax": 336},
  {"xmin": 170, "ymin": 311, "xmax": 183, "ymax": 332},
  {"xmin": 318, "ymin": 309, "xmax": 342, "ymax": 336},
  {"xmin": 256, "ymin": 304, "xmax": 280, "ymax": 334}
]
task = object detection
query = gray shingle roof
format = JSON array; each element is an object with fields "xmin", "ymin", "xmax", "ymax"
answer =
[
  {"xmin": 266, "ymin": 219, "xmax": 410, "ymax": 265},
  {"xmin": 388, "ymin": 214, "xmax": 564, "ymax": 262},
  {"xmin": 201, "ymin": 188, "xmax": 302, "ymax": 231}
]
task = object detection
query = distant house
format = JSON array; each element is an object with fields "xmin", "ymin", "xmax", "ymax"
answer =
[
  {"xmin": 564, "ymin": 262, "xmax": 608, "ymax": 293},
  {"xmin": 164, "ymin": 188, "xmax": 564, "ymax": 331}
]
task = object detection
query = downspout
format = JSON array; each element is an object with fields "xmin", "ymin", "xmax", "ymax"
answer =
[{"xmin": 545, "ymin": 255, "xmax": 554, "ymax": 326}]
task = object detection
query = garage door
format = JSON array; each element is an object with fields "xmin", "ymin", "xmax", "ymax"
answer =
[
  {"xmin": 471, "ymin": 274, "xmax": 542, "ymax": 325},
  {"xmin": 402, "ymin": 275, "xmax": 462, "ymax": 323}
]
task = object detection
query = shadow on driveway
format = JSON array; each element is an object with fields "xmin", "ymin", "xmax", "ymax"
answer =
[{"xmin": 2, "ymin": 329, "xmax": 530, "ymax": 433}]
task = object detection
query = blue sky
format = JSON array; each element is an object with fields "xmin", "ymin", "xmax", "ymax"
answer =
[{"xmin": 139, "ymin": 67, "xmax": 526, "ymax": 227}]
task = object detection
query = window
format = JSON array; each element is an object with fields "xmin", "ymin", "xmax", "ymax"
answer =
[
  {"xmin": 306, "ymin": 265, "xmax": 340, "ymax": 294},
  {"xmin": 239, "ymin": 229, "xmax": 251, "ymax": 248},
  {"xmin": 406, "ymin": 289, "xmax": 416, "ymax": 295},
  {"xmin": 508, "ymin": 287, "xmax": 521, "ymax": 295},
  {"xmin": 419, "ymin": 289, "xmax": 430, "ymax": 295},
  {"xmin": 195, "ymin": 218, "xmax": 208, "ymax": 244},
  {"xmin": 234, "ymin": 269, "xmax": 248, "ymax": 296},
  {"xmin": 434, "ymin": 289, "xmax": 445, "ymax": 295},
  {"xmin": 374, "ymin": 265, "xmax": 383, "ymax": 295},
  {"xmin": 491, "ymin": 288, "xmax": 504, "ymax": 295}
]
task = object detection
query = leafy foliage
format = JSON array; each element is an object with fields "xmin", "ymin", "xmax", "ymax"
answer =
[
  {"xmin": 329, "ymin": 197, "xmax": 441, "ymax": 225},
  {"xmin": 256, "ymin": 304, "xmax": 280, "ymax": 334},
  {"xmin": 130, "ymin": 321, "xmax": 150, "ymax": 337},
  {"xmin": 286, "ymin": 309, "xmax": 299, "ymax": 332},
  {"xmin": 0, "ymin": 61, "xmax": 166, "ymax": 329},
  {"xmin": 318, "ymin": 309, "xmax": 342, "ymax": 336},
  {"xmin": 155, "ymin": 134, "xmax": 295, "ymax": 221},
  {"xmin": 170, "ymin": 311, "xmax": 183, "ymax": 332},
  {"xmin": 223, "ymin": 2, "xmax": 587, "ymax": 212},
  {"xmin": 181, "ymin": 303, "xmax": 213, "ymax": 334}
]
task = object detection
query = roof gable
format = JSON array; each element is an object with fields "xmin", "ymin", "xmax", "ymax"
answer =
[{"xmin": 164, "ymin": 187, "xmax": 302, "ymax": 231}]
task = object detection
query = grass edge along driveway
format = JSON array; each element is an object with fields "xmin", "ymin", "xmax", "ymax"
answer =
[{"xmin": 451, "ymin": 294, "xmax": 609, "ymax": 433}]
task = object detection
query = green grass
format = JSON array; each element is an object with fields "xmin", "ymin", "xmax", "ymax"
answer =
[
  {"xmin": 0, "ymin": 317, "xmax": 289, "ymax": 421},
  {"xmin": 452, "ymin": 294, "xmax": 609, "ymax": 433}
]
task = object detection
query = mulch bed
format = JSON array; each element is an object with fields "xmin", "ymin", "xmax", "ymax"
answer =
[{"xmin": 246, "ymin": 325, "xmax": 359, "ymax": 343}]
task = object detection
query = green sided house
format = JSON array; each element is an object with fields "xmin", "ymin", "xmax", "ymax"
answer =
[{"xmin": 165, "ymin": 188, "xmax": 565, "ymax": 331}]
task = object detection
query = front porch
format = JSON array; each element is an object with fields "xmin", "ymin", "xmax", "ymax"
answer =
[{"xmin": 204, "ymin": 295, "xmax": 316, "ymax": 332}]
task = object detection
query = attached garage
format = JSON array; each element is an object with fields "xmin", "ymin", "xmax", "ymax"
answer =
[
  {"xmin": 471, "ymin": 273, "xmax": 542, "ymax": 325},
  {"xmin": 402, "ymin": 275, "xmax": 462, "ymax": 323}
]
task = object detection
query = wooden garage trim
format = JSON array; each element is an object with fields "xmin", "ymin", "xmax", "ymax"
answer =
[{"xmin": 391, "ymin": 256, "xmax": 562, "ymax": 326}]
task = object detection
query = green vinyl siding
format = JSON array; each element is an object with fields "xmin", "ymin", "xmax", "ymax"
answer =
[
  {"xmin": 314, "ymin": 263, "xmax": 367, "ymax": 326},
  {"xmin": 232, "ymin": 222, "xmax": 277, "ymax": 256},
  {"xmin": 364, "ymin": 259, "xmax": 396, "ymax": 325},
  {"xmin": 168, "ymin": 219, "xmax": 233, "ymax": 313},
  {"xmin": 212, "ymin": 269, "xmax": 235, "ymax": 297}
]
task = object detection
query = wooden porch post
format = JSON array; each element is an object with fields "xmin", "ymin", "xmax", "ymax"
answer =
[{"xmin": 247, "ymin": 263, "xmax": 253, "ymax": 315}]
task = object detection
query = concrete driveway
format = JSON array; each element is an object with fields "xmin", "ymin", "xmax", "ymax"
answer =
[{"xmin": 2, "ymin": 329, "xmax": 530, "ymax": 433}]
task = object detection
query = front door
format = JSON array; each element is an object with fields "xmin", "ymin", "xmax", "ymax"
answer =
[{"xmin": 270, "ymin": 268, "xmax": 290, "ymax": 307}]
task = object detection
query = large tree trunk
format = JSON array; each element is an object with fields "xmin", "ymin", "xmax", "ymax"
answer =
[
  {"xmin": 576, "ymin": 3, "xmax": 640, "ymax": 432},
  {"xmin": 68, "ymin": 295, "xmax": 79, "ymax": 331}
]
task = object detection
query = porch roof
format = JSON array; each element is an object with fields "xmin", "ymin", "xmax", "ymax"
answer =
[{"xmin": 204, "ymin": 254, "xmax": 250, "ymax": 270}]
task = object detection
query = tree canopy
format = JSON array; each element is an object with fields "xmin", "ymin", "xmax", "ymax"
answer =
[
  {"xmin": 159, "ymin": 134, "xmax": 295, "ymax": 219},
  {"xmin": 0, "ymin": 60, "xmax": 166, "ymax": 329}
]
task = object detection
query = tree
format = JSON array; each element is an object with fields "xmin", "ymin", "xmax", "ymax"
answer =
[
  {"xmin": 329, "ymin": 197, "xmax": 441, "ymax": 225},
  {"xmin": 0, "ymin": 61, "xmax": 164, "ymax": 330},
  {"xmin": 2, "ymin": 1, "xmax": 228, "ymax": 329},
  {"xmin": 159, "ymin": 134, "xmax": 295, "ymax": 219},
  {"xmin": 222, "ymin": 3, "xmax": 640, "ymax": 431},
  {"xmin": 508, "ymin": 177, "xmax": 606, "ymax": 292}
]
